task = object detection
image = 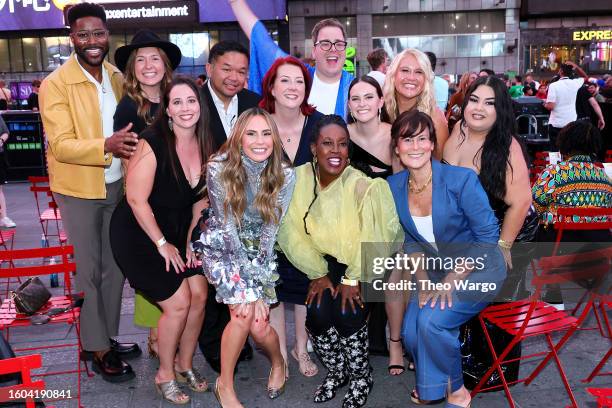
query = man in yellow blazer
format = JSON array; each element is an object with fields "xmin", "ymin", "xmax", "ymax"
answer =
[{"xmin": 39, "ymin": 2, "xmax": 140, "ymax": 383}]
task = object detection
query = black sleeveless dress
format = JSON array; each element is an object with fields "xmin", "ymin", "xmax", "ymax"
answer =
[
  {"xmin": 275, "ymin": 110, "xmax": 323, "ymax": 304},
  {"xmin": 350, "ymin": 141, "xmax": 393, "ymax": 179},
  {"xmin": 110, "ymin": 129, "xmax": 204, "ymax": 302}
]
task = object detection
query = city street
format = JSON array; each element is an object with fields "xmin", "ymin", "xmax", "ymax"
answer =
[{"xmin": 2, "ymin": 181, "xmax": 610, "ymax": 407}]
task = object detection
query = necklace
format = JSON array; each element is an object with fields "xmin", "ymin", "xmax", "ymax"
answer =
[{"xmin": 408, "ymin": 171, "xmax": 433, "ymax": 194}]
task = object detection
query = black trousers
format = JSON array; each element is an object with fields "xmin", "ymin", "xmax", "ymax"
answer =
[
  {"xmin": 547, "ymin": 125, "xmax": 563, "ymax": 151},
  {"xmin": 306, "ymin": 256, "xmax": 369, "ymax": 338}
]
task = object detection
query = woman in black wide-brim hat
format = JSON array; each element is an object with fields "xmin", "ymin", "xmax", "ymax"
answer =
[{"xmin": 112, "ymin": 29, "xmax": 184, "ymax": 393}]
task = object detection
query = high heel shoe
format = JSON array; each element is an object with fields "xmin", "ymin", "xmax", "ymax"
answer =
[
  {"xmin": 155, "ymin": 379, "xmax": 190, "ymax": 405},
  {"xmin": 214, "ymin": 378, "xmax": 244, "ymax": 408},
  {"xmin": 147, "ymin": 336, "xmax": 158, "ymax": 359},
  {"xmin": 267, "ymin": 360, "xmax": 287, "ymax": 399},
  {"xmin": 175, "ymin": 367, "xmax": 208, "ymax": 392},
  {"xmin": 387, "ymin": 337, "xmax": 405, "ymax": 376}
]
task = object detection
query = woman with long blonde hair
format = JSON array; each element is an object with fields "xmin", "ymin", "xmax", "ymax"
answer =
[
  {"xmin": 383, "ymin": 48, "xmax": 448, "ymax": 158},
  {"xmin": 113, "ymin": 29, "xmax": 181, "ymax": 360},
  {"xmin": 195, "ymin": 107, "xmax": 295, "ymax": 407}
]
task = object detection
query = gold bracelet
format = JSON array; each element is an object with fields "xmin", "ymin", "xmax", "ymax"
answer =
[
  {"xmin": 340, "ymin": 276, "xmax": 359, "ymax": 286},
  {"xmin": 498, "ymin": 239, "xmax": 513, "ymax": 250}
]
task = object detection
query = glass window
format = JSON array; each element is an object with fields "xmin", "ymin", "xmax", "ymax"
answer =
[
  {"xmin": 481, "ymin": 33, "xmax": 505, "ymax": 56},
  {"xmin": 443, "ymin": 36, "xmax": 456, "ymax": 57},
  {"xmin": 22, "ymin": 38, "xmax": 42, "ymax": 72},
  {"xmin": 192, "ymin": 32, "xmax": 210, "ymax": 67},
  {"xmin": 170, "ymin": 33, "xmax": 195, "ymax": 67},
  {"xmin": 0, "ymin": 40, "xmax": 9, "ymax": 73},
  {"xmin": 108, "ymin": 34, "xmax": 126, "ymax": 67},
  {"xmin": 466, "ymin": 13, "xmax": 480, "ymax": 34},
  {"xmin": 454, "ymin": 13, "xmax": 468, "ymax": 33},
  {"xmin": 429, "ymin": 36, "xmax": 446, "ymax": 58},
  {"xmin": 9, "ymin": 39, "xmax": 24, "ymax": 72},
  {"xmin": 457, "ymin": 35, "xmax": 480, "ymax": 57},
  {"xmin": 305, "ymin": 16, "xmax": 356, "ymax": 39},
  {"xmin": 42, "ymin": 37, "xmax": 60, "ymax": 71}
]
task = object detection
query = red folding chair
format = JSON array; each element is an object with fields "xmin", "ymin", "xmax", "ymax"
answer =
[
  {"xmin": 588, "ymin": 387, "xmax": 612, "ymax": 407},
  {"xmin": 28, "ymin": 177, "xmax": 67, "ymax": 247},
  {"xmin": 0, "ymin": 246, "xmax": 90, "ymax": 407},
  {"xmin": 0, "ymin": 229, "xmax": 18, "ymax": 299},
  {"xmin": 0, "ymin": 354, "xmax": 45, "ymax": 408},
  {"xmin": 582, "ymin": 296, "xmax": 612, "ymax": 383},
  {"xmin": 552, "ymin": 207, "xmax": 612, "ymax": 318},
  {"xmin": 471, "ymin": 247, "xmax": 612, "ymax": 408}
]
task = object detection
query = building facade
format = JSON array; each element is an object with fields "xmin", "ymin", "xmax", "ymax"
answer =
[
  {"xmin": 519, "ymin": 0, "xmax": 612, "ymax": 77},
  {"xmin": 0, "ymin": 0, "xmax": 287, "ymax": 104},
  {"xmin": 287, "ymin": 0, "xmax": 521, "ymax": 78}
]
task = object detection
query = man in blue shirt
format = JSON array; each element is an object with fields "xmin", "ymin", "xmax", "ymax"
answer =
[
  {"xmin": 227, "ymin": 0, "xmax": 353, "ymax": 119},
  {"xmin": 425, "ymin": 51, "xmax": 449, "ymax": 111}
]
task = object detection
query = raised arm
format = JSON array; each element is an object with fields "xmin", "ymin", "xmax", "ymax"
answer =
[
  {"xmin": 227, "ymin": 0, "xmax": 258, "ymax": 41},
  {"xmin": 226, "ymin": 0, "xmax": 288, "ymax": 94}
]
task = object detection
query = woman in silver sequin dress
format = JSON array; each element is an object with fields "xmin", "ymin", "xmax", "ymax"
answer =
[{"xmin": 195, "ymin": 107, "xmax": 295, "ymax": 407}]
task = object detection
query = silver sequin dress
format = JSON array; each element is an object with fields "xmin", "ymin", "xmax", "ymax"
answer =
[{"xmin": 195, "ymin": 152, "xmax": 295, "ymax": 305}]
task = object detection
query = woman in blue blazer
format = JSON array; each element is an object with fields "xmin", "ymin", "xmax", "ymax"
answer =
[{"xmin": 386, "ymin": 110, "xmax": 506, "ymax": 408}]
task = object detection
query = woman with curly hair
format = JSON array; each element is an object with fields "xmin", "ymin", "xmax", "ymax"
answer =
[
  {"xmin": 383, "ymin": 48, "xmax": 449, "ymax": 158},
  {"xmin": 112, "ymin": 30, "xmax": 181, "ymax": 358},
  {"xmin": 195, "ymin": 107, "xmax": 295, "ymax": 407}
]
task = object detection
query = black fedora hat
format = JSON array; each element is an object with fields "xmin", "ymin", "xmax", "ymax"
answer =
[{"xmin": 114, "ymin": 29, "xmax": 182, "ymax": 73}]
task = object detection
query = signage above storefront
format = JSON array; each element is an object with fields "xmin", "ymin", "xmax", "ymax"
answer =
[
  {"xmin": 0, "ymin": 0, "xmax": 285, "ymax": 32},
  {"xmin": 101, "ymin": 1, "xmax": 198, "ymax": 28},
  {"xmin": 572, "ymin": 29, "xmax": 612, "ymax": 42}
]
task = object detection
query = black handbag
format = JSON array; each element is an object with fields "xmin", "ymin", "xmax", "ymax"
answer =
[
  {"xmin": 460, "ymin": 315, "xmax": 521, "ymax": 391},
  {"xmin": 514, "ymin": 205, "xmax": 539, "ymax": 243},
  {"xmin": 10, "ymin": 277, "xmax": 51, "ymax": 315}
]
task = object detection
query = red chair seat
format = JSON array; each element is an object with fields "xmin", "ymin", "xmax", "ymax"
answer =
[
  {"xmin": 0, "ymin": 229, "xmax": 16, "ymax": 246},
  {"xmin": 0, "ymin": 296, "xmax": 80, "ymax": 328},
  {"xmin": 40, "ymin": 208, "xmax": 61, "ymax": 222},
  {"xmin": 483, "ymin": 301, "xmax": 578, "ymax": 334}
]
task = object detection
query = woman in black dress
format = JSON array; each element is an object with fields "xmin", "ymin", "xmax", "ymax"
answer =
[
  {"xmin": 347, "ymin": 75, "xmax": 408, "ymax": 374},
  {"xmin": 112, "ymin": 29, "xmax": 181, "ymax": 359},
  {"xmin": 259, "ymin": 56, "xmax": 322, "ymax": 377},
  {"xmin": 110, "ymin": 77, "xmax": 213, "ymax": 405}
]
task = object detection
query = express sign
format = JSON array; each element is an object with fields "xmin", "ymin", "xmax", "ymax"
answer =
[{"xmin": 572, "ymin": 30, "xmax": 612, "ymax": 41}]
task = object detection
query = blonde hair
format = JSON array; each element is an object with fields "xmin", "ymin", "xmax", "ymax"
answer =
[
  {"xmin": 217, "ymin": 107, "xmax": 288, "ymax": 226},
  {"xmin": 383, "ymin": 48, "xmax": 436, "ymax": 123},
  {"xmin": 123, "ymin": 47, "xmax": 173, "ymax": 126}
]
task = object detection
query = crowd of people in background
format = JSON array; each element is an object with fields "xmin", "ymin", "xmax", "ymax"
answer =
[{"xmin": 0, "ymin": 1, "xmax": 608, "ymax": 407}]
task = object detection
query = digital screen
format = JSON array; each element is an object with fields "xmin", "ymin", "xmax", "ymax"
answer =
[{"xmin": 0, "ymin": 0, "xmax": 286, "ymax": 31}]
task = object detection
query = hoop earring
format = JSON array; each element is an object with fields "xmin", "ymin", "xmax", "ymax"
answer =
[
  {"xmin": 378, "ymin": 107, "xmax": 381, "ymax": 122},
  {"xmin": 350, "ymin": 111, "xmax": 356, "ymax": 122},
  {"xmin": 168, "ymin": 118, "xmax": 174, "ymax": 132}
]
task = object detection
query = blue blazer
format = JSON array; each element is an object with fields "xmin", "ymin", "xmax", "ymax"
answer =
[{"xmin": 387, "ymin": 160, "xmax": 505, "ymax": 283}]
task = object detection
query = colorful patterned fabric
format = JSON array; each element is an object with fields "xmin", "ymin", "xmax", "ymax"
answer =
[{"xmin": 532, "ymin": 155, "xmax": 612, "ymax": 224}]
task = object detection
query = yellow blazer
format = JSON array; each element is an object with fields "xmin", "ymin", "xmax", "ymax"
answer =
[{"xmin": 39, "ymin": 54, "xmax": 123, "ymax": 199}]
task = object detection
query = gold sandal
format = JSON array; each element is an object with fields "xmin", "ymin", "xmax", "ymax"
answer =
[
  {"xmin": 155, "ymin": 379, "xmax": 190, "ymax": 405},
  {"xmin": 147, "ymin": 336, "xmax": 158, "ymax": 359},
  {"xmin": 267, "ymin": 360, "xmax": 287, "ymax": 399},
  {"xmin": 175, "ymin": 367, "xmax": 208, "ymax": 392}
]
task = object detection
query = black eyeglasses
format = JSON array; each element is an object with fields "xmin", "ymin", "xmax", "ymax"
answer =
[
  {"xmin": 314, "ymin": 40, "xmax": 347, "ymax": 51},
  {"xmin": 73, "ymin": 30, "xmax": 108, "ymax": 43}
]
